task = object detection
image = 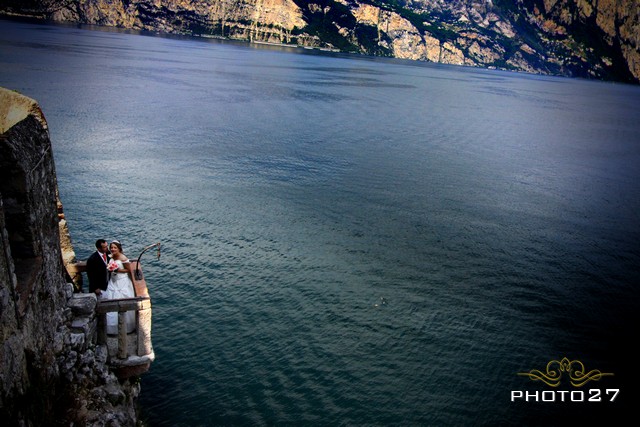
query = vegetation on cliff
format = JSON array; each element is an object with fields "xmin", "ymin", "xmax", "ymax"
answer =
[{"xmin": 0, "ymin": 0, "xmax": 637, "ymax": 83}]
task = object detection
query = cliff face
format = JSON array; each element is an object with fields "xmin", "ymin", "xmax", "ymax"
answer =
[
  {"xmin": 529, "ymin": 0, "xmax": 640, "ymax": 81},
  {"xmin": 0, "ymin": 87, "xmax": 139, "ymax": 426},
  {"xmin": 0, "ymin": 0, "xmax": 637, "ymax": 81}
]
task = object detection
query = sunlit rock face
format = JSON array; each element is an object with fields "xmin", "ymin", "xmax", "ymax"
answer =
[{"xmin": 1, "ymin": 0, "xmax": 637, "ymax": 82}]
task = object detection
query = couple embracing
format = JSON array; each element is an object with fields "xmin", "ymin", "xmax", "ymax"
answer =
[{"xmin": 86, "ymin": 239, "xmax": 136, "ymax": 334}]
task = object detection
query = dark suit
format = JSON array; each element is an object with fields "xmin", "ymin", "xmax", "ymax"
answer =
[{"xmin": 87, "ymin": 251, "xmax": 109, "ymax": 293}]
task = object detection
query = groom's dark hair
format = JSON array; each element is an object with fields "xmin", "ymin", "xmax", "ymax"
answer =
[{"xmin": 95, "ymin": 239, "xmax": 107, "ymax": 249}]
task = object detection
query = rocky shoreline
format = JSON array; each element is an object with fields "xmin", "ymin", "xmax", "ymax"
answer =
[{"xmin": 1, "ymin": 0, "xmax": 638, "ymax": 83}]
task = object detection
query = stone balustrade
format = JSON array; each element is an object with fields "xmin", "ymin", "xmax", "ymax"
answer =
[
  {"xmin": 96, "ymin": 296, "xmax": 154, "ymax": 378},
  {"xmin": 70, "ymin": 262, "xmax": 154, "ymax": 378}
]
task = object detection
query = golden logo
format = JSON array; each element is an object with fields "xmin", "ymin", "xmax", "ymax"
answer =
[{"xmin": 518, "ymin": 357, "xmax": 613, "ymax": 387}]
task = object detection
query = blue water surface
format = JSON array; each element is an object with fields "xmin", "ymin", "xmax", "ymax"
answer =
[{"xmin": 1, "ymin": 18, "xmax": 639, "ymax": 426}]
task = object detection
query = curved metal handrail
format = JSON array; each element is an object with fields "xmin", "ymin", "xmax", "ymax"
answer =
[{"xmin": 134, "ymin": 242, "xmax": 161, "ymax": 280}]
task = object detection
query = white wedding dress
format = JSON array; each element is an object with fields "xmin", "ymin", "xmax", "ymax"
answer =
[{"xmin": 103, "ymin": 259, "xmax": 136, "ymax": 335}]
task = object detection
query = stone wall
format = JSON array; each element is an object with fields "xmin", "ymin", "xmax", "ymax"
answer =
[{"xmin": 0, "ymin": 87, "xmax": 139, "ymax": 426}]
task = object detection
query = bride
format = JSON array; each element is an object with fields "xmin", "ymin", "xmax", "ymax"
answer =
[{"xmin": 103, "ymin": 240, "xmax": 136, "ymax": 335}]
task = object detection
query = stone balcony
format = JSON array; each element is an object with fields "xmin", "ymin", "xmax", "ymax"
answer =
[{"xmin": 69, "ymin": 261, "xmax": 155, "ymax": 378}]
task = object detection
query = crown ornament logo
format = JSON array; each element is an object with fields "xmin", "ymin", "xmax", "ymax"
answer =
[{"xmin": 518, "ymin": 357, "xmax": 613, "ymax": 387}]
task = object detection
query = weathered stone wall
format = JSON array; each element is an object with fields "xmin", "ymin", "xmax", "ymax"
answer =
[
  {"xmin": 0, "ymin": 87, "xmax": 139, "ymax": 426},
  {"xmin": 0, "ymin": 87, "xmax": 68, "ymax": 423}
]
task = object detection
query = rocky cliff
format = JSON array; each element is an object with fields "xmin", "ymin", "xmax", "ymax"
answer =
[
  {"xmin": 1, "ymin": 0, "xmax": 638, "ymax": 82},
  {"xmin": 0, "ymin": 87, "xmax": 140, "ymax": 426}
]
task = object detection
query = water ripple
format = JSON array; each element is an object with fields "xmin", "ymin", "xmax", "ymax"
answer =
[{"xmin": 3, "ymin": 20, "xmax": 639, "ymax": 425}]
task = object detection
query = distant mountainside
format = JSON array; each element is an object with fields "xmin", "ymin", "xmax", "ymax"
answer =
[{"xmin": 1, "ymin": 0, "xmax": 638, "ymax": 83}]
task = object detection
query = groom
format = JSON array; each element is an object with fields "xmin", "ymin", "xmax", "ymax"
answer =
[{"xmin": 86, "ymin": 239, "xmax": 110, "ymax": 296}]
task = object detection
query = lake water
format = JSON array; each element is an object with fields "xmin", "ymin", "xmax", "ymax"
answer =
[{"xmin": 1, "ymin": 18, "xmax": 639, "ymax": 426}]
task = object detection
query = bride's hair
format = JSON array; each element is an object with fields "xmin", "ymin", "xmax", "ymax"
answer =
[{"xmin": 110, "ymin": 240, "xmax": 123, "ymax": 252}]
